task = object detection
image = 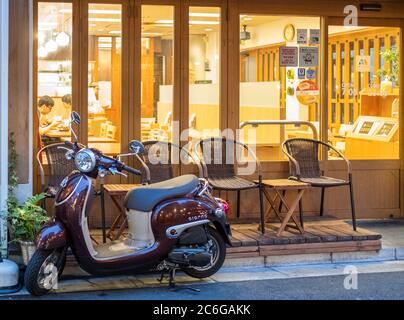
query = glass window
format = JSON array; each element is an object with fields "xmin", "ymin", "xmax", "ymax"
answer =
[
  {"xmin": 328, "ymin": 26, "xmax": 400, "ymax": 160},
  {"xmin": 87, "ymin": 3, "xmax": 122, "ymax": 155},
  {"xmin": 37, "ymin": 2, "xmax": 72, "ymax": 146},
  {"xmin": 189, "ymin": 7, "xmax": 221, "ymax": 143},
  {"xmin": 239, "ymin": 15, "xmax": 321, "ymax": 160},
  {"xmin": 141, "ymin": 5, "xmax": 174, "ymax": 142}
]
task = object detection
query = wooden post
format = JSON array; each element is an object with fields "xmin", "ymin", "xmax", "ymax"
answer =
[{"xmin": 399, "ymin": 20, "xmax": 404, "ymax": 217}]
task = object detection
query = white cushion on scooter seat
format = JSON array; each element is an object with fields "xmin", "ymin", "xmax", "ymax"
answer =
[{"xmin": 124, "ymin": 175, "xmax": 199, "ymax": 212}]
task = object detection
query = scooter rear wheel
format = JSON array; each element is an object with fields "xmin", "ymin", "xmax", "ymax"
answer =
[
  {"xmin": 182, "ymin": 227, "xmax": 226, "ymax": 279},
  {"xmin": 24, "ymin": 248, "xmax": 66, "ymax": 296}
]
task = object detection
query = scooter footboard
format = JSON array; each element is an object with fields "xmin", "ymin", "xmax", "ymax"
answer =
[{"xmin": 36, "ymin": 220, "xmax": 68, "ymax": 250}]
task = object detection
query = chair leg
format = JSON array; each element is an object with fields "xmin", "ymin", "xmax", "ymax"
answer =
[
  {"xmin": 299, "ymin": 198, "xmax": 304, "ymax": 228},
  {"xmin": 349, "ymin": 181, "xmax": 357, "ymax": 231},
  {"xmin": 259, "ymin": 185, "xmax": 265, "ymax": 234},
  {"xmin": 236, "ymin": 190, "xmax": 241, "ymax": 219},
  {"xmin": 320, "ymin": 187, "xmax": 325, "ymax": 216}
]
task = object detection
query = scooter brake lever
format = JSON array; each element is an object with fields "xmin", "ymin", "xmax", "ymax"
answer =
[{"xmin": 109, "ymin": 167, "xmax": 128, "ymax": 178}]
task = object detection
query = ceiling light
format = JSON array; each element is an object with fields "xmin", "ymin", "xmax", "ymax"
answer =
[
  {"xmin": 142, "ymin": 32, "xmax": 163, "ymax": 36},
  {"xmin": 38, "ymin": 22, "xmax": 58, "ymax": 27},
  {"xmin": 60, "ymin": 9, "xmax": 121, "ymax": 15},
  {"xmin": 205, "ymin": 28, "xmax": 213, "ymax": 32},
  {"xmin": 189, "ymin": 13, "xmax": 220, "ymax": 18},
  {"xmin": 56, "ymin": 31, "xmax": 70, "ymax": 47},
  {"xmin": 97, "ymin": 29, "xmax": 104, "ymax": 32},
  {"xmin": 155, "ymin": 20, "xmax": 173, "ymax": 24},
  {"xmin": 109, "ymin": 30, "xmax": 122, "ymax": 34},
  {"xmin": 243, "ymin": 17, "xmax": 253, "ymax": 21},
  {"xmin": 45, "ymin": 39, "xmax": 58, "ymax": 52},
  {"xmin": 189, "ymin": 20, "xmax": 219, "ymax": 25},
  {"xmin": 89, "ymin": 18, "xmax": 121, "ymax": 23},
  {"xmin": 38, "ymin": 46, "xmax": 48, "ymax": 58},
  {"xmin": 98, "ymin": 43, "xmax": 112, "ymax": 49}
]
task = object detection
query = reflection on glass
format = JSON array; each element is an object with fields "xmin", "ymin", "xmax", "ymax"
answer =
[
  {"xmin": 88, "ymin": 3, "xmax": 122, "ymax": 154},
  {"xmin": 37, "ymin": 2, "xmax": 72, "ymax": 146},
  {"xmin": 189, "ymin": 7, "xmax": 221, "ymax": 142},
  {"xmin": 328, "ymin": 26, "xmax": 400, "ymax": 160},
  {"xmin": 239, "ymin": 15, "xmax": 321, "ymax": 160},
  {"xmin": 141, "ymin": 5, "xmax": 174, "ymax": 142}
]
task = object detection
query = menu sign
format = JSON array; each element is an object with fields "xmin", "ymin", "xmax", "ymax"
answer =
[{"xmin": 280, "ymin": 46, "xmax": 298, "ymax": 67}]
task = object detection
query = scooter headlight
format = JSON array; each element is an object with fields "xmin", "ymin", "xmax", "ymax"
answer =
[{"xmin": 74, "ymin": 149, "xmax": 96, "ymax": 173}]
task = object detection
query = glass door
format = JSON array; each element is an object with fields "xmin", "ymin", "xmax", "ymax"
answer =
[
  {"xmin": 87, "ymin": 2, "xmax": 123, "ymax": 154},
  {"xmin": 328, "ymin": 24, "xmax": 401, "ymax": 160},
  {"xmin": 36, "ymin": 2, "xmax": 73, "ymax": 147}
]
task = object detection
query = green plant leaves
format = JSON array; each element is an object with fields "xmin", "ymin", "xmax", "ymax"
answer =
[{"xmin": 8, "ymin": 193, "xmax": 49, "ymax": 242}]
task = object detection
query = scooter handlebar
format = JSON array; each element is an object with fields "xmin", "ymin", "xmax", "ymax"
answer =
[{"xmin": 121, "ymin": 165, "xmax": 142, "ymax": 176}]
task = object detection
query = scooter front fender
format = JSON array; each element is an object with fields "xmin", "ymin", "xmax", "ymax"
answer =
[{"xmin": 36, "ymin": 220, "xmax": 68, "ymax": 250}]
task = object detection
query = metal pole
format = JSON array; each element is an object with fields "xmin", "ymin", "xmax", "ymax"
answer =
[
  {"xmin": 0, "ymin": 0, "xmax": 9, "ymax": 258},
  {"xmin": 240, "ymin": 120, "xmax": 319, "ymax": 140}
]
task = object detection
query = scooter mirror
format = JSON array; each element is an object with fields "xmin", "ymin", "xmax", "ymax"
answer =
[
  {"xmin": 71, "ymin": 112, "xmax": 81, "ymax": 125},
  {"xmin": 129, "ymin": 140, "xmax": 145, "ymax": 155}
]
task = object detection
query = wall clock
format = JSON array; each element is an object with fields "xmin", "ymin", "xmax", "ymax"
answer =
[{"xmin": 283, "ymin": 24, "xmax": 295, "ymax": 42}]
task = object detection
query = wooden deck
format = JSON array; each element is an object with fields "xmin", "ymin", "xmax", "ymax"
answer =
[
  {"xmin": 227, "ymin": 217, "xmax": 382, "ymax": 258},
  {"xmin": 89, "ymin": 216, "xmax": 382, "ymax": 259}
]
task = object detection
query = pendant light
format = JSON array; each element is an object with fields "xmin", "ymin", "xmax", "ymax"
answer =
[
  {"xmin": 38, "ymin": 46, "xmax": 48, "ymax": 58},
  {"xmin": 45, "ymin": 39, "xmax": 58, "ymax": 53},
  {"xmin": 56, "ymin": 31, "xmax": 70, "ymax": 47}
]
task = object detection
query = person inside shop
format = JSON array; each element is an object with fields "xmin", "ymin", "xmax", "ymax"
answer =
[
  {"xmin": 62, "ymin": 94, "xmax": 72, "ymax": 117},
  {"xmin": 37, "ymin": 96, "xmax": 62, "ymax": 145}
]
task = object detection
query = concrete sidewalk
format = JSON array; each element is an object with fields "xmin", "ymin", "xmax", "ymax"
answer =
[{"xmin": 3, "ymin": 219, "xmax": 404, "ymax": 298}]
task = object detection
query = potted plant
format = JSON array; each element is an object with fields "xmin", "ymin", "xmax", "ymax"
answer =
[
  {"xmin": 376, "ymin": 48, "xmax": 399, "ymax": 94},
  {"xmin": 9, "ymin": 194, "xmax": 49, "ymax": 265}
]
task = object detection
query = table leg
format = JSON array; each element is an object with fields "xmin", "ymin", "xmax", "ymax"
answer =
[
  {"xmin": 107, "ymin": 195, "xmax": 127, "ymax": 240},
  {"xmin": 276, "ymin": 189, "xmax": 305, "ymax": 237},
  {"xmin": 262, "ymin": 188, "xmax": 280, "ymax": 222}
]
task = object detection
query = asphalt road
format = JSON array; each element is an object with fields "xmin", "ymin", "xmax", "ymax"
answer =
[{"xmin": 6, "ymin": 271, "xmax": 404, "ymax": 300}]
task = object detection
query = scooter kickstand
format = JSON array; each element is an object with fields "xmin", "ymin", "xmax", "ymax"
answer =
[{"xmin": 168, "ymin": 268, "xmax": 200, "ymax": 293}]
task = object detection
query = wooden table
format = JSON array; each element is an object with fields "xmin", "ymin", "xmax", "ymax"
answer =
[
  {"xmin": 101, "ymin": 184, "xmax": 139, "ymax": 242},
  {"xmin": 259, "ymin": 179, "xmax": 309, "ymax": 237}
]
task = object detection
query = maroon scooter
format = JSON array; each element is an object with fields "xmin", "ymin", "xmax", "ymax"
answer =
[{"xmin": 25, "ymin": 112, "xmax": 231, "ymax": 296}]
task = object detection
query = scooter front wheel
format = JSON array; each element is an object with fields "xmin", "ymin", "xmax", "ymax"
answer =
[
  {"xmin": 24, "ymin": 248, "xmax": 66, "ymax": 296},
  {"xmin": 182, "ymin": 227, "xmax": 226, "ymax": 279}
]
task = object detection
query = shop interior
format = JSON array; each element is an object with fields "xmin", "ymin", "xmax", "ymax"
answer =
[{"xmin": 36, "ymin": 4, "xmax": 400, "ymax": 160}]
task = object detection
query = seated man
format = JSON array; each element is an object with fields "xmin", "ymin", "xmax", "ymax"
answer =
[{"xmin": 37, "ymin": 96, "xmax": 61, "ymax": 145}]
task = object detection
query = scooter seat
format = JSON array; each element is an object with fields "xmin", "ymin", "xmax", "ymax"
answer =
[{"xmin": 124, "ymin": 175, "xmax": 200, "ymax": 212}]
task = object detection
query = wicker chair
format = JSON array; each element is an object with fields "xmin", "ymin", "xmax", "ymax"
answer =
[
  {"xmin": 137, "ymin": 141, "xmax": 203, "ymax": 184},
  {"xmin": 194, "ymin": 137, "xmax": 265, "ymax": 233},
  {"xmin": 282, "ymin": 138, "xmax": 357, "ymax": 230},
  {"xmin": 36, "ymin": 142, "xmax": 76, "ymax": 206}
]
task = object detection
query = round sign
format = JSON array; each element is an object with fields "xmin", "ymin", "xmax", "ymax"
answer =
[{"xmin": 295, "ymin": 80, "xmax": 319, "ymax": 105}]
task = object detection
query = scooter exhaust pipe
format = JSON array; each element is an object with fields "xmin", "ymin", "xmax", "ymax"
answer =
[{"xmin": 168, "ymin": 250, "xmax": 211, "ymax": 268}]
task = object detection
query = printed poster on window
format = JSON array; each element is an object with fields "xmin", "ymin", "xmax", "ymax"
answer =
[
  {"xmin": 297, "ymin": 29, "xmax": 307, "ymax": 44},
  {"xmin": 280, "ymin": 46, "xmax": 298, "ymax": 67},
  {"xmin": 296, "ymin": 80, "xmax": 319, "ymax": 105},
  {"xmin": 356, "ymin": 55, "xmax": 371, "ymax": 72},
  {"xmin": 299, "ymin": 46, "xmax": 319, "ymax": 67},
  {"xmin": 309, "ymin": 29, "xmax": 320, "ymax": 44}
]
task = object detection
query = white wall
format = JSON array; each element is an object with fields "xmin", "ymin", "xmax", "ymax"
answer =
[
  {"xmin": 0, "ymin": 0, "xmax": 9, "ymax": 256},
  {"xmin": 241, "ymin": 16, "xmax": 320, "ymax": 50}
]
